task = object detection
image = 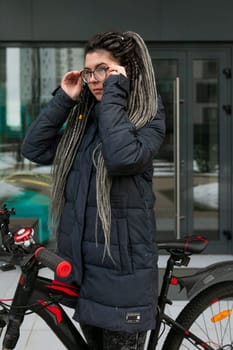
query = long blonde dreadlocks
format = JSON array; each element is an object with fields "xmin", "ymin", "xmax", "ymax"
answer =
[{"xmin": 50, "ymin": 31, "xmax": 158, "ymax": 257}]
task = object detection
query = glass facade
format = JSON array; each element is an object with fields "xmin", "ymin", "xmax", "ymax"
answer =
[
  {"xmin": 0, "ymin": 45, "xmax": 232, "ymax": 252},
  {"xmin": 150, "ymin": 48, "xmax": 232, "ymax": 252},
  {"xmin": 192, "ymin": 59, "xmax": 219, "ymax": 238},
  {"xmin": 0, "ymin": 47, "xmax": 84, "ymax": 243},
  {"xmin": 152, "ymin": 59, "xmax": 178, "ymax": 237}
]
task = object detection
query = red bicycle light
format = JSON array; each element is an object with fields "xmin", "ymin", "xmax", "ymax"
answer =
[
  {"xmin": 170, "ymin": 277, "xmax": 179, "ymax": 285},
  {"xmin": 56, "ymin": 261, "xmax": 72, "ymax": 278}
]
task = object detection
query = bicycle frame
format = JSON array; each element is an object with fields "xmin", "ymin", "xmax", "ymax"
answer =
[
  {"xmin": 1, "ymin": 205, "xmax": 231, "ymax": 350},
  {"xmin": 147, "ymin": 253, "xmax": 216, "ymax": 350},
  {"xmin": 2, "ymin": 253, "xmax": 216, "ymax": 350},
  {"xmin": 1, "ymin": 263, "xmax": 88, "ymax": 350}
]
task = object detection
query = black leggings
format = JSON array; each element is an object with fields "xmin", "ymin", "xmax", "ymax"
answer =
[{"xmin": 80, "ymin": 323, "xmax": 147, "ymax": 350}]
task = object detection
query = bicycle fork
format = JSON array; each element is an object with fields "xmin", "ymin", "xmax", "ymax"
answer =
[
  {"xmin": 0, "ymin": 310, "xmax": 8, "ymax": 338},
  {"xmin": 2, "ymin": 266, "xmax": 38, "ymax": 350}
]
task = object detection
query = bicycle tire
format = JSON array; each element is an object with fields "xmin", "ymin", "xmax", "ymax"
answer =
[{"xmin": 162, "ymin": 281, "xmax": 233, "ymax": 350}]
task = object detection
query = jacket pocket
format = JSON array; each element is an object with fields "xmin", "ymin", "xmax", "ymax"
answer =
[{"xmin": 116, "ymin": 218, "xmax": 133, "ymax": 274}]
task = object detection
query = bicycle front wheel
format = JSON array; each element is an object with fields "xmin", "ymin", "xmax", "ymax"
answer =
[{"xmin": 162, "ymin": 281, "xmax": 233, "ymax": 350}]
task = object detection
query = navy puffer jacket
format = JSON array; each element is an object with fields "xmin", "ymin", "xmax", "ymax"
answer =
[{"xmin": 21, "ymin": 74, "xmax": 166, "ymax": 333}]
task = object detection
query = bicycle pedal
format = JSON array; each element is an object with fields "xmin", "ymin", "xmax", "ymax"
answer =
[{"xmin": 0, "ymin": 263, "xmax": 16, "ymax": 271}]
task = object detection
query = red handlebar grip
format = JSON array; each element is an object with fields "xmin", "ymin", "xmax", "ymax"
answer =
[
  {"xmin": 55, "ymin": 261, "xmax": 72, "ymax": 278},
  {"xmin": 35, "ymin": 247, "xmax": 72, "ymax": 278}
]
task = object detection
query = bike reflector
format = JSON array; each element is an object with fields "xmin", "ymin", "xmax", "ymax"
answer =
[{"xmin": 211, "ymin": 309, "xmax": 232, "ymax": 323}]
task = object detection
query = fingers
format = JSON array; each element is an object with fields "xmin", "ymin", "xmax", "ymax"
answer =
[
  {"xmin": 62, "ymin": 70, "xmax": 83, "ymax": 85},
  {"xmin": 107, "ymin": 65, "xmax": 127, "ymax": 77},
  {"xmin": 61, "ymin": 70, "xmax": 84, "ymax": 100}
]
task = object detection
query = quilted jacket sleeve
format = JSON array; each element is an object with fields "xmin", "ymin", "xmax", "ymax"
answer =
[
  {"xmin": 21, "ymin": 89, "xmax": 77, "ymax": 165},
  {"xmin": 96, "ymin": 74, "xmax": 166, "ymax": 176}
]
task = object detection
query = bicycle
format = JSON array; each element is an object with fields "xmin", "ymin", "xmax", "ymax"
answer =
[{"xmin": 0, "ymin": 204, "xmax": 233, "ymax": 350}]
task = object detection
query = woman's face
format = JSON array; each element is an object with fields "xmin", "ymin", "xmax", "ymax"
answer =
[{"xmin": 84, "ymin": 50, "xmax": 120, "ymax": 101}]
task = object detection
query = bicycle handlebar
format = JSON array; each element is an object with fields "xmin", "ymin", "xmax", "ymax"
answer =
[
  {"xmin": 35, "ymin": 247, "xmax": 72, "ymax": 278},
  {"xmin": 0, "ymin": 205, "xmax": 72, "ymax": 279}
]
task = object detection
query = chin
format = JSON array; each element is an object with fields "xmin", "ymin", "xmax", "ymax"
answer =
[{"xmin": 95, "ymin": 94, "xmax": 103, "ymax": 101}]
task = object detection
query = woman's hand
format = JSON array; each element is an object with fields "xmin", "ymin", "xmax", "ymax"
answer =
[
  {"xmin": 106, "ymin": 64, "xmax": 127, "ymax": 78},
  {"xmin": 61, "ymin": 70, "xmax": 84, "ymax": 100}
]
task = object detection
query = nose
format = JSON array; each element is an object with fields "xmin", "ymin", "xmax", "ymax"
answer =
[{"xmin": 88, "ymin": 72, "xmax": 98, "ymax": 83}]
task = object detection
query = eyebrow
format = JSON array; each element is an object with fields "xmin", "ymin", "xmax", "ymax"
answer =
[{"xmin": 83, "ymin": 62, "xmax": 108, "ymax": 70}]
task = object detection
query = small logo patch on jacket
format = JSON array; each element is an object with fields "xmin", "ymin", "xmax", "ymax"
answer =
[{"xmin": 126, "ymin": 312, "xmax": 141, "ymax": 323}]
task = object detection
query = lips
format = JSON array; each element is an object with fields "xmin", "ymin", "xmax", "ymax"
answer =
[{"xmin": 93, "ymin": 89, "xmax": 103, "ymax": 93}]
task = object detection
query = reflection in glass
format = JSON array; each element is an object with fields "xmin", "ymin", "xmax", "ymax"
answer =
[
  {"xmin": 152, "ymin": 59, "xmax": 178, "ymax": 238},
  {"xmin": 0, "ymin": 47, "xmax": 84, "ymax": 245},
  {"xmin": 6, "ymin": 48, "xmax": 21, "ymax": 128},
  {"xmin": 193, "ymin": 59, "xmax": 219, "ymax": 238}
]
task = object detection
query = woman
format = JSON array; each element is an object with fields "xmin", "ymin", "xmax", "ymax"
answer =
[{"xmin": 21, "ymin": 31, "xmax": 166, "ymax": 350}]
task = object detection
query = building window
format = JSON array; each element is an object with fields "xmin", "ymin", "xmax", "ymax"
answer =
[{"xmin": 0, "ymin": 47, "xmax": 84, "ymax": 244}]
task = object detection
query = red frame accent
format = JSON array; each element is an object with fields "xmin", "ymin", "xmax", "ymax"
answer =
[
  {"xmin": 210, "ymin": 297, "xmax": 219, "ymax": 305},
  {"xmin": 37, "ymin": 299, "xmax": 62, "ymax": 323},
  {"xmin": 170, "ymin": 277, "xmax": 179, "ymax": 285},
  {"xmin": 19, "ymin": 274, "xmax": 24, "ymax": 285},
  {"xmin": 45, "ymin": 284, "xmax": 79, "ymax": 297}
]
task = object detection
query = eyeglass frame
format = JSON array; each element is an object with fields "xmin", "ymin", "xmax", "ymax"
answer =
[{"xmin": 81, "ymin": 65, "xmax": 109, "ymax": 84}]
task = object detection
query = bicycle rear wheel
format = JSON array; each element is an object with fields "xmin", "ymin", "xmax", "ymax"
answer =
[{"xmin": 162, "ymin": 281, "xmax": 233, "ymax": 350}]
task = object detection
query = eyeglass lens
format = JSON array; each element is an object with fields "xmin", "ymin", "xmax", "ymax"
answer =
[{"xmin": 82, "ymin": 67, "xmax": 108, "ymax": 83}]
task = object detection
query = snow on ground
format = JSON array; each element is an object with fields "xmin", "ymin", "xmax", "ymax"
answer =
[
  {"xmin": 0, "ymin": 181, "xmax": 23, "ymax": 199},
  {"xmin": 193, "ymin": 182, "xmax": 218, "ymax": 210},
  {"xmin": 0, "ymin": 154, "xmax": 16, "ymax": 169},
  {"xmin": 31, "ymin": 166, "xmax": 51, "ymax": 174}
]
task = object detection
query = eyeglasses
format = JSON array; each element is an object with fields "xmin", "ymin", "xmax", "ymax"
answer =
[{"xmin": 81, "ymin": 66, "xmax": 109, "ymax": 84}]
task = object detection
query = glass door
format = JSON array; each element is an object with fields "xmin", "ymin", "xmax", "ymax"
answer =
[
  {"xmin": 150, "ymin": 48, "xmax": 232, "ymax": 253},
  {"xmin": 151, "ymin": 52, "xmax": 186, "ymax": 241},
  {"xmin": 188, "ymin": 50, "xmax": 232, "ymax": 253}
]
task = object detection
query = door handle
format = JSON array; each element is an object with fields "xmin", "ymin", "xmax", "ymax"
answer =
[{"xmin": 174, "ymin": 77, "xmax": 181, "ymax": 239}]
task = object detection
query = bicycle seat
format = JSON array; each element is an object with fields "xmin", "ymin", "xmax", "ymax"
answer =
[{"xmin": 157, "ymin": 236, "xmax": 208, "ymax": 254}]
